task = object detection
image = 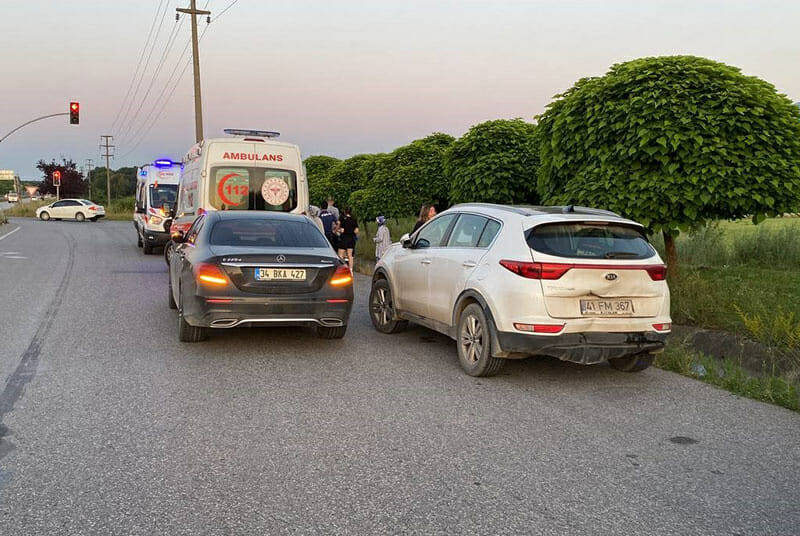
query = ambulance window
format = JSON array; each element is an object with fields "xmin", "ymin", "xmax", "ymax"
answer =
[{"xmin": 209, "ymin": 167, "xmax": 297, "ymax": 212}]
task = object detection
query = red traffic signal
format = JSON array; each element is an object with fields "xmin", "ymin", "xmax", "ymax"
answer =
[
  {"xmin": 69, "ymin": 102, "xmax": 79, "ymax": 125},
  {"xmin": 53, "ymin": 170, "xmax": 62, "ymax": 186}
]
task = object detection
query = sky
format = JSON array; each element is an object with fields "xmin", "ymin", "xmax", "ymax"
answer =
[{"xmin": 1, "ymin": 0, "xmax": 799, "ymax": 180}]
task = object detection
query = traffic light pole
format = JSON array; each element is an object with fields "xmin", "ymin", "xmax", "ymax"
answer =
[
  {"xmin": 177, "ymin": 1, "xmax": 211, "ymax": 143},
  {"xmin": 0, "ymin": 113, "xmax": 69, "ymax": 144}
]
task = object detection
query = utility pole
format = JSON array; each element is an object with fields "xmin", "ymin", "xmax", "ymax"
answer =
[
  {"xmin": 100, "ymin": 135, "xmax": 114, "ymax": 208},
  {"xmin": 85, "ymin": 158, "xmax": 94, "ymax": 200},
  {"xmin": 177, "ymin": 1, "xmax": 211, "ymax": 143}
]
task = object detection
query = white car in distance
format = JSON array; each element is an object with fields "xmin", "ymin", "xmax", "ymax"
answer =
[
  {"xmin": 36, "ymin": 199, "xmax": 106, "ymax": 222},
  {"xmin": 369, "ymin": 204, "xmax": 671, "ymax": 377}
]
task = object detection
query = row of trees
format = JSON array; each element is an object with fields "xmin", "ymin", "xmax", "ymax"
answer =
[
  {"xmin": 35, "ymin": 158, "xmax": 137, "ymax": 201},
  {"xmin": 305, "ymin": 55, "xmax": 800, "ymax": 269}
]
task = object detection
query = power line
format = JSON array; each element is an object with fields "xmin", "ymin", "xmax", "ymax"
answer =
[
  {"xmin": 116, "ymin": 14, "xmax": 185, "ymax": 146},
  {"xmin": 109, "ymin": 1, "xmax": 168, "ymax": 133},
  {"xmin": 212, "ymin": 0, "xmax": 239, "ymax": 22},
  {"xmin": 114, "ymin": 0, "xmax": 171, "ymax": 141},
  {"xmin": 118, "ymin": 25, "xmax": 211, "ymax": 160}
]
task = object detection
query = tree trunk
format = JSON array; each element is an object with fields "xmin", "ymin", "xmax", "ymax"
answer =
[{"xmin": 662, "ymin": 230, "xmax": 678, "ymax": 279}]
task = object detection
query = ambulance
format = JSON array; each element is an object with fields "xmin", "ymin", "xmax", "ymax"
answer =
[
  {"xmin": 165, "ymin": 129, "xmax": 309, "ymax": 264},
  {"xmin": 134, "ymin": 159, "xmax": 181, "ymax": 254}
]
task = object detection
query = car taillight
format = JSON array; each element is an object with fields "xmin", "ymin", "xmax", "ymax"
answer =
[
  {"xmin": 652, "ymin": 323, "xmax": 671, "ymax": 332},
  {"xmin": 88, "ymin": 206, "xmax": 97, "ymax": 211},
  {"xmin": 195, "ymin": 263, "xmax": 228, "ymax": 286},
  {"xmin": 514, "ymin": 323, "xmax": 565, "ymax": 333},
  {"xmin": 329, "ymin": 265, "xmax": 353, "ymax": 286},
  {"xmin": 499, "ymin": 260, "xmax": 571, "ymax": 280},
  {"xmin": 645, "ymin": 265, "xmax": 667, "ymax": 281}
]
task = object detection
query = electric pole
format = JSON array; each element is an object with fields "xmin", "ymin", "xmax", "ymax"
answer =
[
  {"xmin": 85, "ymin": 158, "xmax": 94, "ymax": 200},
  {"xmin": 177, "ymin": 1, "xmax": 211, "ymax": 143},
  {"xmin": 100, "ymin": 135, "xmax": 114, "ymax": 208}
]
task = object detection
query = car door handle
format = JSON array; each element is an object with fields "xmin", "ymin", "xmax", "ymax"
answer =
[
  {"xmin": 421, "ymin": 258, "xmax": 432, "ymax": 265},
  {"xmin": 462, "ymin": 261, "xmax": 477, "ymax": 268}
]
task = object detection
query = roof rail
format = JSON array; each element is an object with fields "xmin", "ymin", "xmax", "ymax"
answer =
[{"xmin": 450, "ymin": 203, "xmax": 621, "ymax": 218}]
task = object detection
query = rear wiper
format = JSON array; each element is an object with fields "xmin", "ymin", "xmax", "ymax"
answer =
[{"xmin": 604, "ymin": 251, "xmax": 639, "ymax": 259}]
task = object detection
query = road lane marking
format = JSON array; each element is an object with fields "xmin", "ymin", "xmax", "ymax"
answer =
[{"xmin": 0, "ymin": 227, "xmax": 20, "ymax": 241}]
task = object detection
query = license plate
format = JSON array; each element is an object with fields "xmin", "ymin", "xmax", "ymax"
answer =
[
  {"xmin": 580, "ymin": 299, "xmax": 634, "ymax": 316},
  {"xmin": 255, "ymin": 268, "xmax": 306, "ymax": 281}
]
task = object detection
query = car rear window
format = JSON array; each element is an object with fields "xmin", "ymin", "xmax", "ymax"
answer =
[
  {"xmin": 527, "ymin": 222, "xmax": 655, "ymax": 260},
  {"xmin": 209, "ymin": 219, "xmax": 329, "ymax": 248}
]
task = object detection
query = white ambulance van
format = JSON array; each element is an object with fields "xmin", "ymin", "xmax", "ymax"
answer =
[
  {"xmin": 166, "ymin": 129, "xmax": 309, "ymax": 263},
  {"xmin": 133, "ymin": 159, "xmax": 181, "ymax": 254}
]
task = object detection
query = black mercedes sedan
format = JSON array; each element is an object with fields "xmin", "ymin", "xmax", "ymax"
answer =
[{"xmin": 168, "ymin": 211, "xmax": 354, "ymax": 342}]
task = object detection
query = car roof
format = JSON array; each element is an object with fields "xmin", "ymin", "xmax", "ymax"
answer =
[
  {"xmin": 447, "ymin": 203, "xmax": 641, "ymax": 227},
  {"xmin": 209, "ymin": 211, "xmax": 309, "ymax": 222}
]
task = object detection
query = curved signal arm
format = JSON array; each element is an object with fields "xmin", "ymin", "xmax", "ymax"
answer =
[{"xmin": 0, "ymin": 113, "xmax": 69, "ymax": 144}]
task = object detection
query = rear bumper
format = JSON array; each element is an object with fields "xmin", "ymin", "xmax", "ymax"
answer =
[
  {"xmin": 496, "ymin": 330, "xmax": 668, "ymax": 365},
  {"xmin": 144, "ymin": 229, "xmax": 170, "ymax": 246},
  {"xmin": 185, "ymin": 296, "xmax": 353, "ymax": 329}
]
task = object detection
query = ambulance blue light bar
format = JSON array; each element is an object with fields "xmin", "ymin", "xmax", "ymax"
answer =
[
  {"xmin": 153, "ymin": 159, "xmax": 175, "ymax": 168},
  {"xmin": 223, "ymin": 129, "xmax": 280, "ymax": 138}
]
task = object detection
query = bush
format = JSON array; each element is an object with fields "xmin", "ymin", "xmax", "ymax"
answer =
[{"xmin": 446, "ymin": 119, "xmax": 539, "ymax": 205}]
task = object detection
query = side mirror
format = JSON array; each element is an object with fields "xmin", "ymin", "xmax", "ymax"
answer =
[
  {"xmin": 171, "ymin": 230, "xmax": 185, "ymax": 244},
  {"xmin": 400, "ymin": 233, "xmax": 412, "ymax": 248}
]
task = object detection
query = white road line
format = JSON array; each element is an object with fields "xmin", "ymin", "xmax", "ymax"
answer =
[{"xmin": 0, "ymin": 226, "xmax": 20, "ymax": 241}]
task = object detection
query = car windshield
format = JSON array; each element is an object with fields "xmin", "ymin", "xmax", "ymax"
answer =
[
  {"xmin": 209, "ymin": 219, "xmax": 330, "ymax": 248},
  {"xmin": 527, "ymin": 222, "xmax": 655, "ymax": 259},
  {"xmin": 208, "ymin": 166, "xmax": 298, "ymax": 212},
  {"xmin": 149, "ymin": 184, "xmax": 178, "ymax": 207}
]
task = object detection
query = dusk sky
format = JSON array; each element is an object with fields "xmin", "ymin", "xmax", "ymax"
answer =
[{"xmin": 1, "ymin": 0, "xmax": 798, "ymax": 180}]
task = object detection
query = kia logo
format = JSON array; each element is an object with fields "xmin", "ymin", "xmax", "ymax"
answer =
[
  {"xmin": 605, "ymin": 273, "xmax": 618, "ymax": 281},
  {"xmin": 276, "ymin": 255, "xmax": 286, "ymax": 263}
]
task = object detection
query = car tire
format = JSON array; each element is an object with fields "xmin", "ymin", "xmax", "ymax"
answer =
[
  {"xmin": 143, "ymin": 239, "xmax": 153, "ymax": 255},
  {"xmin": 75, "ymin": 212, "xmax": 85, "ymax": 222},
  {"xmin": 608, "ymin": 352, "xmax": 655, "ymax": 372},
  {"xmin": 369, "ymin": 278, "xmax": 408, "ymax": 334},
  {"xmin": 164, "ymin": 241, "xmax": 174, "ymax": 266},
  {"xmin": 316, "ymin": 325, "xmax": 347, "ymax": 339},
  {"xmin": 39, "ymin": 211, "xmax": 50, "ymax": 221},
  {"xmin": 168, "ymin": 276, "xmax": 177, "ymax": 310},
  {"xmin": 177, "ymin": 289, "xmax": 207, "ymax": 342},
  {"xmin": 457, "ymin": 303, "xmax": 506, "ymax": 377}
]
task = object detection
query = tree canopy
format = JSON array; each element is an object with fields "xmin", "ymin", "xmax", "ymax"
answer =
[
  {"xmin": 445, "ymin": 119, "xmax": 539, "ymax": 205},
  {"xmin": 304, "ymin": 155, "xmax": 341, "ymax": 207},
  {"xmin": 535, "ymin": 55, "xmax": 800, "ymax": 267},
  {"xmin": 36, "ymin": 158, "xmax": 86, "ymax": 198}
]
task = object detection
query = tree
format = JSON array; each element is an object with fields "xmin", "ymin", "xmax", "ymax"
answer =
[
  {"xmin": 368, "ymin": 133, "xmax": 455, "ymax": 218},
  {"xmin": 304, "ymin": 155, "xmax": 341, "ymax": 207},
  {"xmin": 327, "ymin": 154, "xmax": 379, "ymax": 208},
  {"xmin": 36, "ymin": 158, "xmax": 86, "ymax": 198},
  {"xmin": 445, "ymin": 119, "xmax": 539, "ymax": 206},
  {"xmin": 88, "ymin": 166, "xmax": 137, "ymax": 203},
  {"xmin": 535, "ymin": 55, "xmax": 800, "ymax": 272}
]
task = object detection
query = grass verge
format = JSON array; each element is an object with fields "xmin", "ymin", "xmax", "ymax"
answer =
[{"xmin": 655, "ymin": 341, "xmax": 799, "ymax": 412}]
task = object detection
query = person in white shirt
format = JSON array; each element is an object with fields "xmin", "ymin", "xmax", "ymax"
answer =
[
  {"xmin": 373, "ymin": 215, "xmax": 391, "ymax": 260},
  {"xmin": 326, "ymin": 197, "xmax": 340, "ymax": 221}
]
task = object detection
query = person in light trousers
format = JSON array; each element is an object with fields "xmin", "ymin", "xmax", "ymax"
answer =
[{"xmin": 374, "ymin": 215, "xmax": 391, "ymax": 260}]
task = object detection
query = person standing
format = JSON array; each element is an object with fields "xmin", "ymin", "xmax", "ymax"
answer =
[
  {"xmin": 326, "ymin": 197, "xmax": 340, "ymax": 221},
  {"xmin": 319, "ymin": 205, "xmax": 338, "ymax": 246},
  {"xmin": 411, "ymin": 204, "xmax": 437, "ymax": 234},
  {"xmin": 307, "ymin": 205, "xmax": 324, "ymax": 234},
  {"xmin": 337, "ymin": 207, "xmax": 359, "ymax": 273},
  {"xmin": 373, "ymin": 215, "xmax": 391, "ymax": 260}
]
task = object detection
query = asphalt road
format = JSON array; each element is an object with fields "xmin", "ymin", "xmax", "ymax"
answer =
[{"xmin": 0, "ymin": 218, "xmax": 798, "ymax": 535}]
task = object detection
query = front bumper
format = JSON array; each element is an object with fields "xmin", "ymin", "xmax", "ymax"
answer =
[
  {"xmin": 496, "ymin": 331, "xmax": 668, "ymax": 365},
  {"xmin": 185, "ymin": 296, "xmax": 354, "ymax": 329},
  {"xmin": 143, "ymin": 229, "xmax": 170, "ymax": 246}
]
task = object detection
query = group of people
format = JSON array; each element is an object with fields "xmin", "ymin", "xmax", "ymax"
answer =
[{"xmin": 305, "ymin": 199, "xmax": 440, "ymax": 271}]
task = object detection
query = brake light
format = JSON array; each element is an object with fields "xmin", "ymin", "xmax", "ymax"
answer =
[
  {"xmin": 329, "ymin": 265, "xmax": 353, "ymax": 286},
  {"xmin": 196, "ymin": 263, "xmax": 228, "ymax": 286},
  {"xmin": 500, "ymin": 260, "xmax": 668, "ymax": 281},
  {"xmin": 499, "ymin": 260, "xmax": 570, "ymax": 280},
  {"xmin": 645, "ymin": 265, "xmax": 667, "ymax": 281},
  {"xmin": 88, "ymin": 206, "xmax": 97, "ymax": 211},
  {"xmin": 652, "ymin": 323, "xmax": 671, "ymax": 332},
  {"xmin": 207, "ymin": 298, "xmax": 232, "ymax": 303}
]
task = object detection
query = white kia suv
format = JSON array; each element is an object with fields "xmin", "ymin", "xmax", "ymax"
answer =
[{"xmin": 369, "ymin": 204, "xmax": 671, "ymax": 377}]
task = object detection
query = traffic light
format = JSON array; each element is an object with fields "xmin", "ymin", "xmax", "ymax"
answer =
[
  {"xmin": 69, "ymin": 102, "xmax": 79, "ymax": 125},
  {"xmin": 53, "ymin": 170, "xmax": 62, "ymax": 186}
]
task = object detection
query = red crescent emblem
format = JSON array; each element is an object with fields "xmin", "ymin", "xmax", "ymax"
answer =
[{"xmin": 217, "ymin": 173, "xmax": 242, "ymax": 206}]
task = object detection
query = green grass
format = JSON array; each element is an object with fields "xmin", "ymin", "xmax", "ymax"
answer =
[
  {"xmin": 1, "ymin": 197, "xmax": 134, "ymax": 221},
  {"xmin": 655, "ymin": 341, "xmax": 799, "ymax": 412},
  {"xmin": 2, "ymin": 199, "xmax": 50, "ymax": 218}
]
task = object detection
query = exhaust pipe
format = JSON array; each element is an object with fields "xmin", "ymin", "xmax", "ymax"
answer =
[
  {"xmin": 319, "ymin": 318, "xmax": 343, "ymax": 327},
  {"xmin": 210, "ymin": 318, "xmax": 238, "ymax": 328}
]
